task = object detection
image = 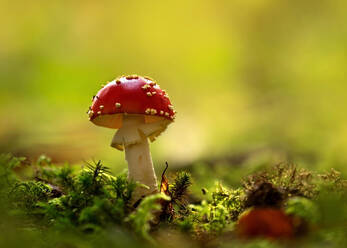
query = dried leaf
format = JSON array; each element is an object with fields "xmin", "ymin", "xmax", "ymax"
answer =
[
  {"xmin": 160, "ymin": 162, "xmax": 169, "ymax": 195},
  {"xmin": 159, "ymin": 162, "xmax": 174, "ymax": 220}
]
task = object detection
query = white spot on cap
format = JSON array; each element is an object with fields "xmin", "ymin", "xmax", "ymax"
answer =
[
  {"xmin": 160, "ymin": 110, "xmax": 164, "ymax": 115},
  {"xmin": 100, "ymin": 105, "xmax": 104, "ymax": 110},
  {"xmin": 150, "ymin": 109, "xmax": 157, "ymax": 115},
  {"xmin": 115, "ymin": 103, "xmax": 121, "ymax": 108},
  {"xmin": 145, "ymin": 108, "xmax": 151, "ymax": 114},
  {"xmin": 97, "ymin": 111, "xmax": 101, "ymax": 115},
  {"xmin": 146, "ymin": 92, "xmax": 152, "ymax": 97},
  {"xmin": 142, "ymin": 84, "xmax": 151, "ymax": 90},
  {"xmin": 126, "ymin": 75, "xmax": 139, "ymax": 80}
]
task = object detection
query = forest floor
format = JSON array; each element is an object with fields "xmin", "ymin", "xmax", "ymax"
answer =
[{"xmin": 0, "ymin": 153, "xmax": 346, "ymax": 248}]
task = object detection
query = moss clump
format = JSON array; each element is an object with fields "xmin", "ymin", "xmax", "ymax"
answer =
[
  {"xmin": 10, "ymin": 181, "xmax": 52, "ymax": 210},
  {"xmin": 128, "ymin": 193, "xmax": 170, "ymax": 242},
  {"xmin": 242, "ymin": 163, "xmax": 318, "ymax": 201},
  {"xmin": 0, "ymin": 154, "xmax": 346, "ymax": 248},
  {"xmin": 173, "ymin": 182, "xmax": 243, "ymax": 241},
  {"xmin": 159, "ymin": 170, "xmax": 192, "ymax": 221}
]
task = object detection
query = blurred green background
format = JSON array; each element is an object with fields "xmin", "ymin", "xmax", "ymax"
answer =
[{"xmin": 1, "ymin": 0, "xmax": 347, "ymax": 174}]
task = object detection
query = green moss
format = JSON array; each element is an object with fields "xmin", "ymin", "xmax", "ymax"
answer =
[
  {"xmin": 10, "ymin": 181, "xmax": 52, "ymax": 210},
  {"xmin": 171, "ymin": 171, "xmax": 192, "ymax": 205},
  {"xmin": 242, "ymin": 163, "xmax": 318, "ymax": 200},
  {"xmin": 127, "ymin": 193, "xmax": 170, "ymax": 242},
  {"xmin": 0, "ymin": 154, "xmax": 346, "ymax": 248},
  {"xmin": 285, "ymin": 197, "xmax": 320, "ymax": 223}
]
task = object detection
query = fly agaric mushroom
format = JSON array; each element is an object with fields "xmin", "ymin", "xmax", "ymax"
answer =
[{"xmin": 88, "ymin": 75, "xmax": 175, "ymax": 200}]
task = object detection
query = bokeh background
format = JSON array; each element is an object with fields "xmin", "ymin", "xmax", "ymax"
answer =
[{"xmin": 1, "ymin": 0, "xmax": 347, "ymax": 176}]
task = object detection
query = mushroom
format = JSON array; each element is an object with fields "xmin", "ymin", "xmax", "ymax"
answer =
[
  {"xmin": 237, "ymin": 208, "xmax": 294, "ymax": 239},
  {"xmin": 88, "ymin": 75, "xmax": 176, "ymax": 200}
]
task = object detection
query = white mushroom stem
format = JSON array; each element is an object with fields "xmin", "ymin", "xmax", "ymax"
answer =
[
  {"xmin": 111, "ymin": 115, "xmax": 159, "ymax": 201},
  {"xmin": 125, "ymin": 134, "xmax": 158, "ymax": 199}
]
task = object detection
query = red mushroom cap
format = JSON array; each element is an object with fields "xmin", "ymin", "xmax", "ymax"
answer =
[
  {"xmin": 88, "ymin": 75, "xmax": 176, "ymax": 129},
  {"xmin": 237, "ymin": 208, "xmax": 294, "ymax": 239}
]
